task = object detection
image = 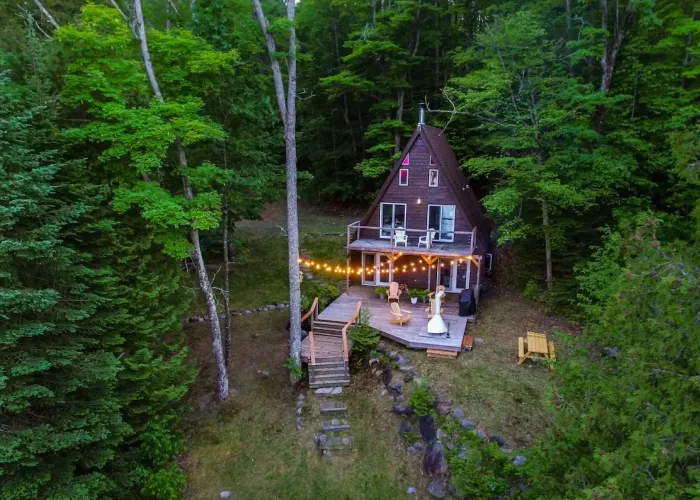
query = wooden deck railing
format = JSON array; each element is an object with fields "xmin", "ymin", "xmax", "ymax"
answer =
[
  {"xmin": 341, "ymin": 301, "xmax": 362, "ymax": 364},
  {"xmin": 347, "ymin": 221, "xmax": 476, "ymax": 253},
  {"xmin": 301, "ymin": 297, "xmax": 319, "ymax": 364}
]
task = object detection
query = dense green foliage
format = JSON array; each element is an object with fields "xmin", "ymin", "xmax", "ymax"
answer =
[{"xmin": 0, "ymin": 0, "xmax": 697, "ymax": 498}]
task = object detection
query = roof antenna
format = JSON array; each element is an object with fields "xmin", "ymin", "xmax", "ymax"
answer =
[{"xmin": 418, "ymin": 103, "xmax": 426, "ymax": 130}]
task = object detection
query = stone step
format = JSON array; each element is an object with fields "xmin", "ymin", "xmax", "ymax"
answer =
[
  {"xmin": 317, "ymin": 435, "xmax": 353, "ymax": 455},
  {"xmin": 319, "ymin": 401, "xmax": 347, "ymax": 414},
  {"xmin": 322, "ymin": 419, "xmax": 350, "ymax": 432}
]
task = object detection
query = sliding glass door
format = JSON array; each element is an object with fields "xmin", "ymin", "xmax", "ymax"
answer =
[
  {"xmin": 427, "ymin": 205, "xmax": 455, "ymax": 241},
  {"xmin": 380, "ymin": 203, "xmax": 407, "ymax": 238},
  {"xmin": 436, "ymin": 258, "xmax": 470, "ymax": 292}
]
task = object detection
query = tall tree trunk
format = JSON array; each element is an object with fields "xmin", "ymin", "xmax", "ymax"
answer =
[
  {"xmin": 285, "ymin": 0, "xmax": 302, "ymax": 381},
  {"xmin": 541, "ymin": 199, "xmax": 553, "ymax": 290},
  {"xmin": 33, "ymin": 0, "xmax": 59, "ymax": 29},
  {"xmin": 594, "ymin": 0, "xmax": 635, "ymax": 132},
  {"xmin": 565, "ymin": 0, "xmax": 572, "ymax": 30},
  {"xmin": 333, "ymin": 17, "xmax": 357, "ymax": 154},
  {"xmin": 252, "ymin": 0, "xmax": 302, "ymax": 382},
  {"xmin": 394, "ymin": 88, "xmax": 405, "ymax": 154},
  {"xmin": 132, "ymin": 0, "xmax": 229, "ymax": 399},
  {"xmin": 222, "ymin": 189, "xmax": 232, "ymax": 367}
]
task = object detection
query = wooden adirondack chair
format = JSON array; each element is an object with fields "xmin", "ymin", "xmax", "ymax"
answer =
[
  {"xmin": 387, "ymin": 281, "xmax": 401, "ymax": 302},
  {"xmin": 425, "ymin": 298, "xmax": 444, "ymax": 319},
  {"xmin": 389, "ymin": 302, "xmax": 411, "ymax": 325}
]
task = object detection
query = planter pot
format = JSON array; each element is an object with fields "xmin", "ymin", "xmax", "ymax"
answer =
[
  {"xmin": 410, "ymin": 297, "xmax": 419, "ymax": 305},
  {"xmin": 422, "ymin": 297, "xmax": 429, "ymax": 303},
  {"xmin": 377, "ymin": 293, "xmax": 385, "ymax": 300}
]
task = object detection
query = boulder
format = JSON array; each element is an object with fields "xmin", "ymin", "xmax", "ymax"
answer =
[
  {"xmin": 461, "ymin": 419, "xmax": 474, "ymax": 430},
  {"xmin": 453, "ymin": 407, "xmax": 465, "ymax": 419},
  {"xmin": 489, "ymin": 435, "xmax": 506, "ymax": 447},
  {"xmin": 603, "ymin": 346, "xmax": 620, "ymax": 358},
  {"xmin": 407, "ymin": 486, "xmax": 417, "ymax": 495},
  {"xmin": 419, "ymin": 414, "xmax": 437, "ymax": 442},
  {"xmin": 423, "ymin": 441, "xmax": 448, "ymax": 476},
  {"xmin": 220, "ymin": 491, "xmax": 231, "ymax": 499},
  {"xmin": 426, "ymin": 478, "xmax": 448, "ymax": 499},
  {"xmin": 382, "ymin": 367, "xmax": 393, "ymax": 386},
  {"xmin": 399, "ymin": 418, "xmax": 414, "ymax": 435},
  {"xmin": 433, "ymin": 392, "xmax": 453, "ymax": 416},
  {"xmin": 389, "ymin": 383, "xmax": 403, "ymax": 395},
  {"xmin": 512, "ymin": 455, "xmax": 526, "ymax": 467},
  {"xmin": 257, "ymin": 370, "xmax": 269, "ymax": 378},
  {"xmin": 391, "ymin": 405, "xmax": 413, "ymax": 416},
  {"xmin": 403, "ymin": 372, "xmax": 414, "ymax": 383}
]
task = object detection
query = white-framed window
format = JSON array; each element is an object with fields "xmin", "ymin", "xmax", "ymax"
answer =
[
  {"xmin": 402, "ymin": 153, "xmax": 410, "ymax": 166},
  {"xmin": 428, "ymin": 169, "xmax": 439, "ymax": 187},
  {"xmin": 485, "ymin": 253, "xmax": 493, "ymax": 272},
  {"xmin": 380, "ymin": 202, "xmax": 407, "ymax": 239},
  {"xmin": 429, "ymin": 154, "xmax": 436, "ymax": 166},
  {"xmin": 399, "ymin": 168, "xmax": 409, "ymax": 186},
  {"xmin": 427, "ymin": 205, "xmax": 455, "ymax": 242}
]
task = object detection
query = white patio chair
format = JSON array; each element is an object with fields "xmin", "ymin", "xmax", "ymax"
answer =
[
  {"xmin": 418, "ymin": 230, "xmax": 435, "ymax": 249},
  {"xmin": 393, "ymin": 227, "xmax": 408, "ymax": 247}
]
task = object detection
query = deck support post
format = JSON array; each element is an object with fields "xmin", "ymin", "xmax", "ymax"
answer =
[
  {"xmin": 346, "ymin": 256, "xmax": 350, "ymax": 293},
  {"xmin": 474, "ymin": 255, "xmax": 481, "ymax": 306}
]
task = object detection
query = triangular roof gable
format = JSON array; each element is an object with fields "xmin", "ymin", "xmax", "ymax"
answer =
[{"xmin": 360, "ymin": 126, "xmax": 483, "ymax": 232}]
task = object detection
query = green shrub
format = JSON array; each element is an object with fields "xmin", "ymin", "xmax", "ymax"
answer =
[
  {"xmin": 408, "ymin": 288, "xmax": 421, "ymax": 298},
  {"xmin": 444, "ymin": 427, "xmax": 518, "ymax": 498},
  {"xmin": 374, "ymin": 286, "xmax": 388, "ymax": 297},
  {"xmin": 522, "ymin": 280, "xmax": 545, "ymax": 302},
  {"xmin": 301, "ymin": 280, "xmax": 340, "ymax": 311},
  {"xmin": 408, "ymin": 384, "xmax": 435, "ymax": 416},
  {"xmin": 349, "ymin": 324, "xmax": 380, "ymax": 358}
]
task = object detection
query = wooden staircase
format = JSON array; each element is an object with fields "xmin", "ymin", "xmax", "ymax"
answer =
[
  {"xmin": 309, "ymin": 320, "xmax": 350, "ymax": 388},
  {"xmin": 301, "ymin": 299, "xmax": 362, "ymax": 389}
]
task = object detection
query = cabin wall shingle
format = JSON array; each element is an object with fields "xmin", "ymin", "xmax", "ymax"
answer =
[{"xmin": 364, "ymin": 138, "xmax": 474, "ymax": 246}]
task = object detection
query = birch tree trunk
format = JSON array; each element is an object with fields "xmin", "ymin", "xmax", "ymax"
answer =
[
  {"xmin": 285, "ymin": 0, "xmax": 302, "ymax": 381},
  {"xmin": 252, "ymin": 0, "xmax": 303, "ymax": 382},
  {"xmin": 222, "ymin": 190, "xmax": 232, "ymax": 367},
  {"xmin": 132, "ymin": 0, "xmax": 229, "ymax": 400},
  {"xmin": 541, "ymin": 199, "xmax": 553, "ymax": 290}
]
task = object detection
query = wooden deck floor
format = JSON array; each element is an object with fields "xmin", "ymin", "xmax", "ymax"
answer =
[{"xmin": 318, "ymin": 286, "xmax": 468, "ymax": 351}]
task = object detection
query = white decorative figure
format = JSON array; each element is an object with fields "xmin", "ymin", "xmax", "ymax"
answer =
[{"xmin": 427, "ymin": 289, "xmax": 448, "ymax": 335}]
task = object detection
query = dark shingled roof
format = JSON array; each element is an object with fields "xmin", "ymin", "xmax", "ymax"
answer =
[{"xmin": 361, "ymin": 125, "xmax": 490, "ymax": 254}]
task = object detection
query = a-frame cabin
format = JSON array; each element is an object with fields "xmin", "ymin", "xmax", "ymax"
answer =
[{"xmin": 345, "ymin": 105, "xmax": 490, "ymax": 297}]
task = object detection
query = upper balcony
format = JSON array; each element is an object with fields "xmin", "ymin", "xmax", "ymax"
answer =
[{"xmin": 346, "ymin": 221, "xmax": 476, "ymax": 257}]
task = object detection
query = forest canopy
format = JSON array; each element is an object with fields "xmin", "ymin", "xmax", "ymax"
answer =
[{"xmin": 0, "ymin": 0, "xmax": 697, "ymax": 498}]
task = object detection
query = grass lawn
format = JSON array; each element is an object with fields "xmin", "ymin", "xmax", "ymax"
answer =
[
  {"xmin": 183, "ymin": 312, "xmax": 428, "ymax": 500},
  {"xmin": 183, "ymin": 207, "xmax": 578, "ymax": 497},
  {"xmin": 190, "ymin": 203, "xmax": 357, "ymax": 313}
]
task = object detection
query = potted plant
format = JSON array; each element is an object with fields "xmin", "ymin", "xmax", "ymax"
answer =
[
  {"xmin": 408, "ymin": 288, "xmax": 420, "ymax": 305},
  {"xmin": 419, "ymin": 289, "xmax": 431, "ymax": 303},
  {"xmin": 375, "ymin": 286, "xmax": 388, "ymax": 300}
]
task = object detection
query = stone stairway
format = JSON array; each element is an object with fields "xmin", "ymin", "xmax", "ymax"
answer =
[
  {"xmin": 315, "ymin": 399, "xmax": 353, "ymax": 456},
  {"xmin": 308, "ymin": 320, "xmax": 350, "ymax": 388}
]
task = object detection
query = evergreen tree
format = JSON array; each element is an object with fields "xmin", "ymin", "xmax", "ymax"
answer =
[{"xmin": 0, "ymin": 73, "xmax": 127, "ymax": 499}]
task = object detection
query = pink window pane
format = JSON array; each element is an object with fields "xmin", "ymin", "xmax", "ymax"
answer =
[
  {"xmin": 402, "ymin": 154, "xmax": 410, "ymax": 166},
  {"xmin": 399, "ymin": 168, "xmax": 409, "ymax": 186}
]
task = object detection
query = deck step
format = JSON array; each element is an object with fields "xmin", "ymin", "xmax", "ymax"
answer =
[
  {"xmin": 319, "ymin": 401, "xmax": 347, "ymax": 414},
  {"xmin": 311, "ymin": 369, "xmax": 347, "ymax": 377},
  {"xmin": 427, "ymin": 348, "xmax": 459, "ymax": 359},
  {"xmin": 322, "ymin": 419, "xmax": 350, "ymax": 432},
  {"xmin": 310, "ymin": 379, "xmax": 349, "ymax": 389},
  {"xmin": 315, "ymin": 356, "xmax": 345, "ymax": 363},
  {"xmin": 311, "ymin": 372, "xmax": 349, "ymax": 381},
  {"xmin": 314, "ymin": 320, "xmax": 347, "ymax": 327},
  {"xmin": 310, "ymin": 361, "xmax": 347, "ymax": 367},
  {"xmin": 313, "ymin": 327, "xmax": 343, "ymax": 336}
]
